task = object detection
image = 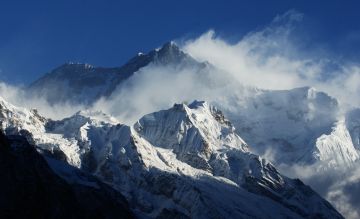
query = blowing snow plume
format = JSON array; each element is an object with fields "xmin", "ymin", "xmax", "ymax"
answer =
[
  {"xmin": 1, "ymin": 10, "xmax": 360, "ymax": 218},
  {"xmin": 183, "ymin": 10, "xmax": 360, "ymax": 109},
  {"xmin": 90, "ymin": 10, "xmax": 360, "ymax": 126},
  {"xmin": 90, "ymin": 10, "xmax": 360, "ymax": 218},
  {"xmin": 0, "ymin": 82, "xmax": 85, "ymax": 120},
  {"xmin": 1, "ymin": 11, "xmax": 359, "ymax": 122}
]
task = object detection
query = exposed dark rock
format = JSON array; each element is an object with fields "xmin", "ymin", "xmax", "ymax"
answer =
[{"xmin": 0, "ymin": 132, "xmax": 134, "ymax": 219}]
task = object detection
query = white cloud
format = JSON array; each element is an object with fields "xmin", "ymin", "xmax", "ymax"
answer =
[
  {"xmin": 182, "ymin": 11, "xmax": 360, "ymax": 108},
  {"xmin": 93, "ymin": 63, "xmax": 236, "ymax": 124},
  {"xmin": 0, "ymin": 10, "xmax": 359, "ymax": 218},
  {"xmin": 277, "ymin": 161, "xmax": 360, "ymax": 219},
  {"xmin": 0, "ymin": 82, "xmax": 84, "ymax": 120},
  {"xmin": 90, "ymin": 10, "xmax": 360, "ymax": 128}
]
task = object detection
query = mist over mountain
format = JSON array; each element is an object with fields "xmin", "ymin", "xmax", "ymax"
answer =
[
  {"xmin": 0, "ymin": 95, "xmax": 343, "ymax": 218},
  {"xmin": 27, "ymin": 42, "xmax": 205, "ymax": 104},
  {"xmin": 1, "ymin": 10, "xmax": 360, "ymax": 219}
]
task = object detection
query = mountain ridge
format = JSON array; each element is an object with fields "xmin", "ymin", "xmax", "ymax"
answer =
[
  {"xmin": 11, "ymin": 41, "xmax": 360, "ymax": 170},
  {"xmin": 5, "ymin": 40, "xmax": 360, "ymax": 218},
  {"xmin": 0, "ymin": 96, "xmax": 344, "ymax": 218},
  {"xmin": 27, "ymin": 41, "xmax": 206, "ymax": 105}
]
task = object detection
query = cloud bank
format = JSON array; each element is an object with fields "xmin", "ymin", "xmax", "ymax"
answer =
[
  {"xmin": 182, "ymin": 10, "xmax": 360, "ymax": 109},
  {"xmin": 0, "ymin": 82, "xmax": 85, "ymax": 120},
  {"xmin": 0, "ymin": 10, "xmax": 360, "ymax": 218},
  {"xmin": 89, "ymin": 10, "xmax": 360, "ymax": 126},
  {"xmin": 92, "ymin": 63, "xmax": 239, "ymax": 124},
  {"xmin": 277, "ymin": 161, "xmax": 360, "ymax": 219},
  {"xmin": 1, "ymin": 10, "xmax": 359, "ymax": 122},
  {"xmin": 94, "ymin": 10, "xmax": 360, "ymax": 218}
]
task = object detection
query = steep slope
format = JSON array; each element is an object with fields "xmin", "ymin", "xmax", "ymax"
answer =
[
  {"xmin": 0, "ymin": 97, "xmax": 343, "ymax": 218},
  {"xmin": 346, "ymin": 108, "xmax": 360, "ymax": 152},
  {"xmin": 132, "ymin": 101, "xmax": 342, "ymax": 218},
  {"xmin": 134, "ymin": 101, "xmax": 249, "ymax": 171},
  {"xmin": 0, "ymin": 132, "xmax": 134, "ymax": 219},
  {"xmin": 314, "ymin": 118, "xmax": 359, "ymax": 167},
  {"xmin": 0, "ymin": 96, "xmax": 84, "ymax": 167},
  {"xmin": 219, "ymin": 86, "xmax": 360, "ymax": 168},
  {"xmin": 28, "ymin": 42, "xmax": 206, "ymax": 105},
  {"xmin": 26, "ymin": 42, "xmax": 360, "ymax": 170},
  {"xmin": 28, "ymin": 63, "xmax": 119, "ymax": 105}
]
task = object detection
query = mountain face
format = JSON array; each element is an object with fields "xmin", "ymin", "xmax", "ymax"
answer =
[
  {"xmin": 28, "ymin": 42, "xmax": 206, "ymax": 105},
  {"xmin": 0, "ymin": 131, "xmax": 133, "ymax": 219},
  {"xmin": 10, "ymin": 41, "xmax": 360, "ymax": 217},
  {"xmin": 0, "ymin": 97, "xmax": 343, "ymax": 218},
  {"xmin": 346, "ymin": 108, "xmax": 360, "ymax": 152},
  {"xmin": 219, "ymin": 86, "xmax": 360, "ymax": 168},
  {"xmin": 26, "ymin": 42, "xmax": 360, "ymax": 171}
]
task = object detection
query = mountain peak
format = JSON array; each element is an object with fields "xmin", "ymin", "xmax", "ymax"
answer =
[
  {"xmin": 150, "ymin": 41, "xmax": 193, "ymax": 65},
  {"xmin": 135, "ymin": 100, "xmax": 247, "ymax": 161},
  {"xmin": 0, "ymin": 96, "xmax": 345, "ymax": 219},
  {"xmin": 28, "ymin": 40, "xmax": 205, "ymax": 105},
  {"xmin": 158, "ymin": 41, "xmax": 179, "ymax": 52},
  {"xmin": 74, "ymin": 110, "xmax": 120, "ymax": 125},
  {"xmin": 188, "ymin": 100, "xmax": 208, "ymax": 109}
]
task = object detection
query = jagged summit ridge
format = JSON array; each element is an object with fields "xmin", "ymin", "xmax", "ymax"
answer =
[
  {"xmin": 151, "ymin": 41, "xmax": 195, "ymax": 65},
  {"xmin": 134, "ymin": 100, "xmax": 248, "ymax": 171},
  {"xmin": 25, "ymin": 39, "xmax": 359, "ymax": 170},
  {"xmin": 0, "ymin": 97, "xmax": 344, "ymax": 218},
  {"xmin": 27, "ymin": 41, "xmax": 204, "ymax": 105}
]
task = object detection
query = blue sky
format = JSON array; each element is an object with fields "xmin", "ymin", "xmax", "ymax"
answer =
[{"xmin": 1, "ymin": 0, "xmax": 360, "ymax": 84}]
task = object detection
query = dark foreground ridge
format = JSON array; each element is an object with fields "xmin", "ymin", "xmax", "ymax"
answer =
[{"xmin": 0, "ymin": 131, "xmax": 134, "ymax": 219}]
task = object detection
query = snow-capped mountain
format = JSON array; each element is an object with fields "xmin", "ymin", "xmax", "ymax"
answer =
[
  {"xmin": 218, "ymin": 86, "xmax": 360, "ymax": 169},
  {"xmin": 0, "ymin": 96, "xmax": 343, "ymax": 218},
  {"xmin": 28, "ymin": 42, "xmax": 206, "ymax": 105},
  {"xmin": 26, "ymin": 42, "xmax": 360, "ymax": 170},
  {"xmin": 8, "ymin": 41, "xmax": 360, "ymax": 218}
]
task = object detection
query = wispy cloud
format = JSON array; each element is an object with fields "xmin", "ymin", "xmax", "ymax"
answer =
[
  {"xmin": 0, "ymin": 10, "xmax": 359, "ymax": 218},
  {"xmin": 183, "ymin": 10, "xmax": 360, "ymax": 108},
  {"xmin": 277, "ymin": 161, "xmax": 360, "ymax": 219},
  {"xmin": 90, "ymin": 10, "xmax": 360, "ymax": 127},
  {"xmin": 0, "ymin": 82, "xmax": 84, "ymax": 119}
]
